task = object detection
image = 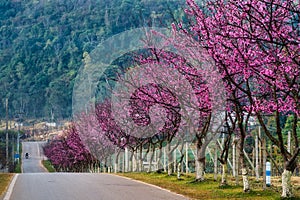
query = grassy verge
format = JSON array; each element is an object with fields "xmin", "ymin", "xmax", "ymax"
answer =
[
  {"xmin": 118, "ymin": 173, "xmax": 300, "ymax": 200},
  {"xmin": 14, "ymin": 161, "xmax": 22, "ymax": 173},
  {"xmin": 42, "ymin": 160, "xmax": 56, "ymax": 172},
  {"xmin": 0, "ymin": 173, "xmax": 13, "ymax": 198}
]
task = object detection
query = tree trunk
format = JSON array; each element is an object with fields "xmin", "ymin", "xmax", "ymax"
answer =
[
  {"xmin": 129, "ymin": 151, "xmax": 134, "ymax": 172},
  {"xmin": 281, "ymin": 169, "xmax": 293, "ymax": 198},
  {"xmin": 114, "ymin": 151, "xmax": 120, "ymax": 173},
  {"xmin": 167, "ymin": 142, "xmax": 173, "ymax": 176},
  {"xmin": 221, "ymin": 163, "xmax": 227, "ymax": 186},
  {"xmin": 133, "ymin": 151, "xmax": 138, "ymax": 172},
  {"xmin": 147, "ymin": 147, "xmax": 155, "ymax": 173},
  {"xmin": 138, "ymin": 146, "xmax": 143, "ymax": 172},
  {"xmin": 156, "ymin": 147, "xmax": 163, "ymax": 171},
  {"xmin": 103, "ymin": 165, "xmax": 107, "ymax": 173},
  {"xmin": 195, "ymin": 139, "xmax": 207, "ymax": 181},
  {"xmin": 114, "ymin": 149, "xmax": 122, "ymax": 173},
  {"xmin": 103, "ymin": 160, "xmax": 107, "ymax": 173},
  {"xmin": 235, "ymin": 150, "xmax": 239, "ymax": 185},
  {"xmin": 164, "ymin": 147, "xmax": 167, "ymax": 172},
  {"xmin": 214, "ymin": 148, "xmax": 218, "ymax": 181},
  {"xmin": 176, "ymin": 142, "xmax": 185, "ymax": 179},
  {"xmin": 124, "ymin": 147, "xmax": 128, "ymax": 172},
  {"xmin": 177, "ymin": 162, "xmax": 182, "ymax": 179},
  {"xmin": 185, "ymin": 142, "xmax": 189, "ymax": 174},
  {"xmin": 237, "ymin": 133, "xmax": 250, "ymax": 192},
  {"xmin": 173, "ymin": 149, "xmax": 177, "ymax": 173},
  {"xmin": 242, "ymin": 167, "xmax": 250, "ymax": 192},
  {"xmin": 240, "ymin": 154, "xmax": 250, "ymax": 191},
  {"xmin": 114, "ymin": 162, "xmax": 118, "ymax": 173},
  {"xmin": 195, "ymin": 157, "xmax": 205, "ymax": 181}
]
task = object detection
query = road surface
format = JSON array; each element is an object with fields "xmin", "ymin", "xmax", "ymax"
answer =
[
  {"xmin": 8, "ymin": 173, "xmax": 187, "ymax": 200},
  {"xmin": 21, "ymin": 141, "xmax": 48, "ymax": 173},
  {"xmin": 5, "ymin": 142, "xmax": 188, "ymax": 200}
]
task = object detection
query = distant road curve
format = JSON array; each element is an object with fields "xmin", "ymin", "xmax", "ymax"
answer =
[{"xmin": 21, "ymin": 141, "xmax": 48, "ymax": 173}]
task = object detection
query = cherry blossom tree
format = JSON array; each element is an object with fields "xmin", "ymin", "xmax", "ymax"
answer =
[
  {"xmin": 183, "ymin": 0, "xmax": 299, "ymax": 196},
  {"xmin": 138, "ymin": 44, "xmax": 225, "ymax": 180},
  {"xmin": 218, "ymin": 111, "xmax": 237, "ymax": 186},
  {"xmin": 75, "ymin": 111, "xmax": 115, "ymax": 172},
  {"xmin": 44, "ymin": 125, "xmax": 97, "ymax": 172},
  {"xmin": 65, "ymin": 126, "xmax": 96, "ymax": 172},
  {"xmin": 129, "ymin": 83, "xmax": 181, "ymax": 174},
  {"xmin": 94, "ymin": 100, "xmax": 130, "ymax": 172},
  {"xmin": 95, "ymin": 82, "xmax": 182, "ymax": 174},
  {"xmin": 44, "ymin": 138, "xmax": 69, "ymax": 171}
]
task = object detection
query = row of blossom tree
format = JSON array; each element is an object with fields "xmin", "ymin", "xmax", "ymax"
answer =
[
  {"xmin": 44, "ymin": 0, "xmax": 299, "ymax": 198},
  {"xmin": 180, "ymin": 0, "xmax": 299, "ymax": 197}
]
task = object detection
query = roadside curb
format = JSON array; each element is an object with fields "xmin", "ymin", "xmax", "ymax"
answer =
[
  {"xmin": 39, "ymin": 160, "xmax": 49, "ymax": 172},
  {"xmin": 3, "ymin": 174, "xmax": 18, "ymax": 200}
]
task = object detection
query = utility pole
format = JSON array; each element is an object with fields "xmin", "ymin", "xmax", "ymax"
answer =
[
  {"xmin": 5, "ymin": 98, "xmax": 9, "ymax": 170},
  {"xmin": 255, "ymin": 133, "xmax": 259, "ymax": 181},
  {"xmin": 214, "ymin": 144, "xmax": 218, "ymax": 181},
  {"xmin": 185, "ymin": 142, "xmax": 189, "ymax": 174},
  {"xmin": 232, "ymin": 135, "xmax": 236, "ymax": 177},
  {"xmin": 262, "ymin": 136, "xmax": 267, "ymax": 189},
  {"xmin": 259, "ymin": 126, "xmax": 262, "ymax": 176},
  {"xmin": 11, "ymin": 133, "xmax": 14, "ymax": 163},
  {"xmin": 17, "ymin": 121, "xmax": 21, "ymax": 163}
]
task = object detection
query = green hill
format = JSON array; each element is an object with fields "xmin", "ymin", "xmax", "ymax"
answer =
[{"xmin": 0, "ymin": 0, "xmax": 184, "ymax": 120}]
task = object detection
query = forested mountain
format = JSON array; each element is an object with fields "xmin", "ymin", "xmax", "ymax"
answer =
[{"xmin": 0, "ymin": 0, "xmax": 185, "ymax": 120}]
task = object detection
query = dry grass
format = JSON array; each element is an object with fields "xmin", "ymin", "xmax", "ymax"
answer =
[
  {"xmin": 118, "ymin": 173, "xmax": 300, "ymax": 200},
  {"xmin": 0, "ymin": 173, "xmax": 13, "ymax": 198}
]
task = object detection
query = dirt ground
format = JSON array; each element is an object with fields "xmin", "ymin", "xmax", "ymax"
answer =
[{"xmin": 270, "ymin": 176, "xmax": 300, "ymax": 187}]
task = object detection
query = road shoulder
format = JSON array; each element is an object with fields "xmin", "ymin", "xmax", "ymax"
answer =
[{"xmin": 3, "ymin": 174, "xmax": 19, "ymax": 200}]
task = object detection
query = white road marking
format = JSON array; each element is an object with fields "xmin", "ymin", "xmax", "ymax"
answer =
[
  {"xmin": 108, "ymin": 173, "xmax": 188, "ymax": 199},
  {"xmin": 3, "ymin": 174, "xmax": 19, "ymax": 200},
  {"xmin": 37, "ymin": 142, "xmax": 40, "ymax": 157}
]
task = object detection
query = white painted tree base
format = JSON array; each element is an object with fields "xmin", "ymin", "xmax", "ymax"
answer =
[
  {"xmin": 281, "ymin": 169, "xmax": 293, "ymax": 198},
  {"xmin": 195, "ymin": 160, "xmax": 205, "ymax": 181},
  {"xmin": 177, "ymin": 163, "xmax": 182, "ymax": 179},
  {"xmin": 221, "ymin": 164, "xmax": 227, "ymax": 185},
  {"xmin": 242, "ymin": 168, "xmax": 250, "ymax": 192}
]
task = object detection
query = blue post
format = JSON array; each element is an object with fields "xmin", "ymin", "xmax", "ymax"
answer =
[{"xmin": 266, "ymin": 161, "xmax": 271, "ymax": 187}]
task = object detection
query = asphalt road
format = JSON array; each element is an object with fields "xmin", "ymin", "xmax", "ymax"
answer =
[
  {"xmin": 5, "ymin": 142, "xmax": 188, "ymax": 200},
  {"xmin": 21, "ymin": 141, "xmax": 48, "ymax": 173},
  {"xmin": 9, "ymin": 173, "xmax": 188, "ymax": 200}
]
